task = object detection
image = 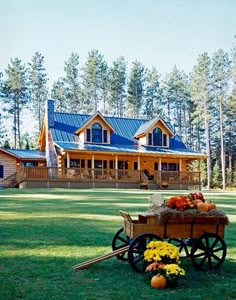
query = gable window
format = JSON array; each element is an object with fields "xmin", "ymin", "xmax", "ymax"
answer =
[{"xmin": 92, "ymin": 123, "xmax": 102, "ymax": 143}]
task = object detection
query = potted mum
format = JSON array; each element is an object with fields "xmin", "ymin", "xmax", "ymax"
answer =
[{"xmin": 144, "ymin": 241, "xmax": 185, "ymax": 288}]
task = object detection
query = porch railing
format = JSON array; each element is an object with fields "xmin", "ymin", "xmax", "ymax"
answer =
[
  {"xmin": 4, "ymin": 167, "xmax": 201, "ymax": 187},
  {"xmin": 154, "ymin": 171, "xmax": 201, "ymax": 184}
]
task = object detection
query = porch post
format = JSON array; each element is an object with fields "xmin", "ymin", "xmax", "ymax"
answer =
[
  {"xmin": 115, "ymin": 155, "xmax": 118, "ymax": 179},
  {"xmin": 199, "ymin": 158, "xmax": 202, "ymax": 183},
  {"xmin": 92, "ymin": 154, "xmax": 94, "ymax": 179},
  {"xmin": 179, "ymin": 157, "xmax": 182, "ymax": 181},
  {"xmin": 158, "ymin": 157, "xmax": 162, "ymax": 182},
  {"xmin": 138, "ymin": 156, "xmax": 141, "ymax": 180},
  {"xmin": 66, "ymin": 153, "xmax": 70, "ymax": 168}
]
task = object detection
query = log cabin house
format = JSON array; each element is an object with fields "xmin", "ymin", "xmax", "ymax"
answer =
[{"xmin": 0, "ymin": 99, "xmax": 207, "ymax": 189}]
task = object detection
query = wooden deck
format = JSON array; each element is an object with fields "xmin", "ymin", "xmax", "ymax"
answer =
[{"xmin": 2, "ymin": 167, "xmax": 201, "ymax": 189}]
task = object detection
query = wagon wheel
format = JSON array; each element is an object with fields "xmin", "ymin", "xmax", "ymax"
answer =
[
  {"xmin": 128, "ymin": 233, "xmax": 162, "ymax": 272},
  {"xmin": 112, "ymin": 228, "xmax": 130, "ymax": 261},
  {"xmin": 167, "ymin": 238, "xmax": 191, "ymax": 257},
  {"xmin": 190, "ymin": 233, "xmax": 227, "ymax": 270}
]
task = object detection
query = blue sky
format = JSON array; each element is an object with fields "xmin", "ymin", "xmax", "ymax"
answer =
[{"xmin": 0, "ymin": 0, "xmax": 235, "ymax": 88}]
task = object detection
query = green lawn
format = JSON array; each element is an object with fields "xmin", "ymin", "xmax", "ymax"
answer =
[{"xmin": 0, "ymin": 188, "xmax": 235, "ymax": 300}]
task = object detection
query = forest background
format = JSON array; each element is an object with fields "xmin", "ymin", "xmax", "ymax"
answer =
[
  {"xmin": 0, "ymin": 44, "xmax": 235, "ymax": 190},
  {"xmin": 0, "ymin": 1, "xmax": 235, "ymax": 190}
]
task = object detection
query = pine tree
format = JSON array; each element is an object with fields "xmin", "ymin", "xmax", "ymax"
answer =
[
  {"xmin": 4, "ymin": 58, "xmax": 29, "ymax": 148},
  {"xmin": 63, "ymin": 52, "xmax": 82, "ymax": 112},
  {"xmin": 211, "ymin": 49, "xmax": 231, "ymax": 190},
  {"xmin": 127, "ymin": 60, "xmax": 146, "ymax": 118},
  {"xmin": 28, "ymin": 52, "xmax": 48, "ymax": 132},
  {"xmin": 143, "ymin": 66, "xmax": 162, "ymax": 118},
  {"xmin": 224, "ymin": 44, "xmax": 236, "ymax": 185},
  {"xmin": 212, "ymin": 161, "xmax": 221, "ymax": 188},
  {"xmin": 99, "ymin": 60, "xmax": 109, "ymax": 114},
  {"xmin": 162, "ymin": 66, "xmax": 191, "ymax": 143},
  {"xmin": 107, "ymin": 56, "xmax": 127, "ymax": 116},
  {"xmin": 83, "ymin": 49, "xmax": 107, "ymax": 113},
  {"xmin": 189, "ymin": 53, "xmax": 212, "ymax": 189},
  {"xmin": 51, "ymin": 78, "xmax": 67, "ymax": 112},
  {"xmin": 0, "ymin": 113, "xmax": 8, "ymax": 147}
]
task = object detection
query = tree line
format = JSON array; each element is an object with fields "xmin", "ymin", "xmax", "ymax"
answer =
[{"xmin": 0, "ymin": 44, "xmax": 236, "ymax": 189}]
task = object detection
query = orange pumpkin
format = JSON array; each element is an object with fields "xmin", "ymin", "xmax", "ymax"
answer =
[
  {"xmin": 197, "ymin": 202, "xmax": 209, "ymax": 212},
  {"xmin": 208, "ymin": 202, "xmax": 217, "ymax": 210},
  {"xmin": 193, "ymin": 199, "xmax": 203, "ymax": 205},
  {"xmin": 151, "ymin": 275, "xmax": 167, "ymax": 289}
]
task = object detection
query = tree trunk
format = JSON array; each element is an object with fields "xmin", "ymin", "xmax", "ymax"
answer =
[
  {"xmin": 219, "ymin": 96, "xmax": 225, "ymax": 190},
  {"xmin": 204, "ymin": 95, "xmax": 211, "ymax": 190}
]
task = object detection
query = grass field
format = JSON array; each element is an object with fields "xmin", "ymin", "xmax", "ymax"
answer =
[{"xmin": 0, "ymin": 188, "xmax": 235, "ymax": 300}]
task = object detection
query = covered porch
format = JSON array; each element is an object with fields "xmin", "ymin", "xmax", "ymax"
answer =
[{"xmin": 5, "ymin": 166, "xmax": 201, "ymax": 190}]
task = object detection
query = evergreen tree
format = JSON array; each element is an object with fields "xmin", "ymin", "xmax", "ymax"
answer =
[
  {"xmin": 0, "ymin": 113, "xmax": 8, "ymax": 147},
  {"xmin": 51, "ymin": 78, "xmax": 67, "ymax": 112},
  {"xmin": 83, "ymin": 49, "xmax": 107, "ymax": 113},
  {"xmin": 28, "ymin": 52, "xmax": 48, "ymax": 132},
  {"xmin": 189, "ymin": 53, "xmax": 212, "ymax": 189},
  {"xmin": 127, "ymin": 60, "xmax": 146, "ymax": 118},
  {"xmin": 3, "ymin": 139, "xmax": 10, "ymax": 149},
  {"xmin": 143, "ymin": 66, "xmax": 162, "ymax": 118},
  {"xmin": 212, "ymin": 161, "xmax": 221, "ymax": 188},
  {"xmin": 4, "ymin": 58, "xmax": 29, "ymax": 148},
  {"xmin": 107, "ymin": 56, "xmax": 127, "ymax": 116},
  {"xmin": 162, "ymin": 66, "xmax": 191, "ymax": 143},
  {"xmin": 99, "ymin": 60, "xmax": 109, "ymax": 114},
  {"xmin": 211, "ymin": 49, "xmax": 231, "ymax": 190},
  {"xmin": 224, "ymin": 44, "xmax": 236, "ymax": 185},
  {"xmin": 63, "ymin": 52, "xmax": 82, "ymax": 112}
]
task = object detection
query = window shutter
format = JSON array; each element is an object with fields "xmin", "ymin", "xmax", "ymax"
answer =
[
  {"xmin": 148, "ymin": 133, "xmax": 152, "ymax": 145},
  {"xmin": 86, "ymin": 129, "xmax": 91, "ymax": 142},
  {"xmin": 103, "ymin": 130, "xmax": 107, "ymax": 143},
  {"xmin": 163, "ymin": 134, "xmax": 167, "ymax": 146}
]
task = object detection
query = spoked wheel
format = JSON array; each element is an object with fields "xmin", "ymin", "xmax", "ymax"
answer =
[
  {"xmin": 190, "ymin": 233, "xmax": 227, "ymax": 270},
  {"xmin": 112, "ymin": 228, "xmax": 130, "ymax": 261},
  {"xmin": 128, "ymin": 233, "xmax": 162, "ymax": 272},
  {"xmin": 168, "ymin": 238, "xmax": 191, "ymax": 257}
]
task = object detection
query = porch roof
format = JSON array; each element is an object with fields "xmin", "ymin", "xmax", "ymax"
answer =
[
  {"xmin": 54, "ymin": 141, "xmax": 206, "ymax": 157},
  {"xmin": 0, "ymin": 148, "xmax": 46, "ymax": 159}
]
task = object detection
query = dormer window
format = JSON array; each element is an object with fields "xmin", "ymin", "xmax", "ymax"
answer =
[
  {"xmin": 86, "ymin": 122, "xmax": 108, "ymax": 143},
  {"xmin": 92, "ymin": 123, "xmax": 102, "ymax": 143},
  {"xmin": 148, "ymin": 127, "xmax": 167, "ymax": 147}
]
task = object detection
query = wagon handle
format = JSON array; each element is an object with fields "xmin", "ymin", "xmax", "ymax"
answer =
[{"xmin": 119, "ymin": 210, "xmax": 133, "ymax": 222}]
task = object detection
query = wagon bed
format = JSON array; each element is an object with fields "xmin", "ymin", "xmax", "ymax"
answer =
[{"xmin": 122, "ymin": 211, "xmax": 228, "ymax": 239}]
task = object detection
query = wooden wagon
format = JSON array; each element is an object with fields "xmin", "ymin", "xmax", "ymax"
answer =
[
  {"xmin": 111, "ymin": 210, "xmax": 229, "ymax": 272},
  {"xmin": 73, "ymin": 210, "xmax": 228, "ymax": 272}
]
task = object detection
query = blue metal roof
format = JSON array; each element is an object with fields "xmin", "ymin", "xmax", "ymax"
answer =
[
  {"xmin": 1, "ymin": 148, "xmax": 46, "ymax": 159},
  {"xmin": 50, "ymin": 112, "xmax": 205, "ymax": 157},
  {"xmin": 54, "ymin": 141, "xmax": 202, "ymax": 156}
]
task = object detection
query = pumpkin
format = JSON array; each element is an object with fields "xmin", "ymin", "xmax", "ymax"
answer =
[
  {"xmin": 150, "ymin": 275, "xmax": 167, "ymax": 289},
  {"xmin": 208, "ymin": 202, "xmax": 217, "ymax": 210},
  {"xmin": 197, "ymin": 202, "xmax": 209, "ymax": 212},
  {"xmin": 193, "ymin": 199, "xmax": 203, "ymax": 205}
]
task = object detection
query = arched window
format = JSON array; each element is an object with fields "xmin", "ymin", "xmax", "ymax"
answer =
[
  {"xmin": 153, "ymin": 127, "xmax": 162, "ymax": 146},
  {"xmin": 92, "ymin": 123, "xmax": 102, "ymax": 143}
]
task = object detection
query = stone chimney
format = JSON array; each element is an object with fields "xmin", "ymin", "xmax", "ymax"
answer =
[
  {"xmin": 46, "ymin": 99, "xmax": 55, "ymax": 128},
  {"xmin": 45, "ymin": 99, "xmax": 57, "ymax": 168}
]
